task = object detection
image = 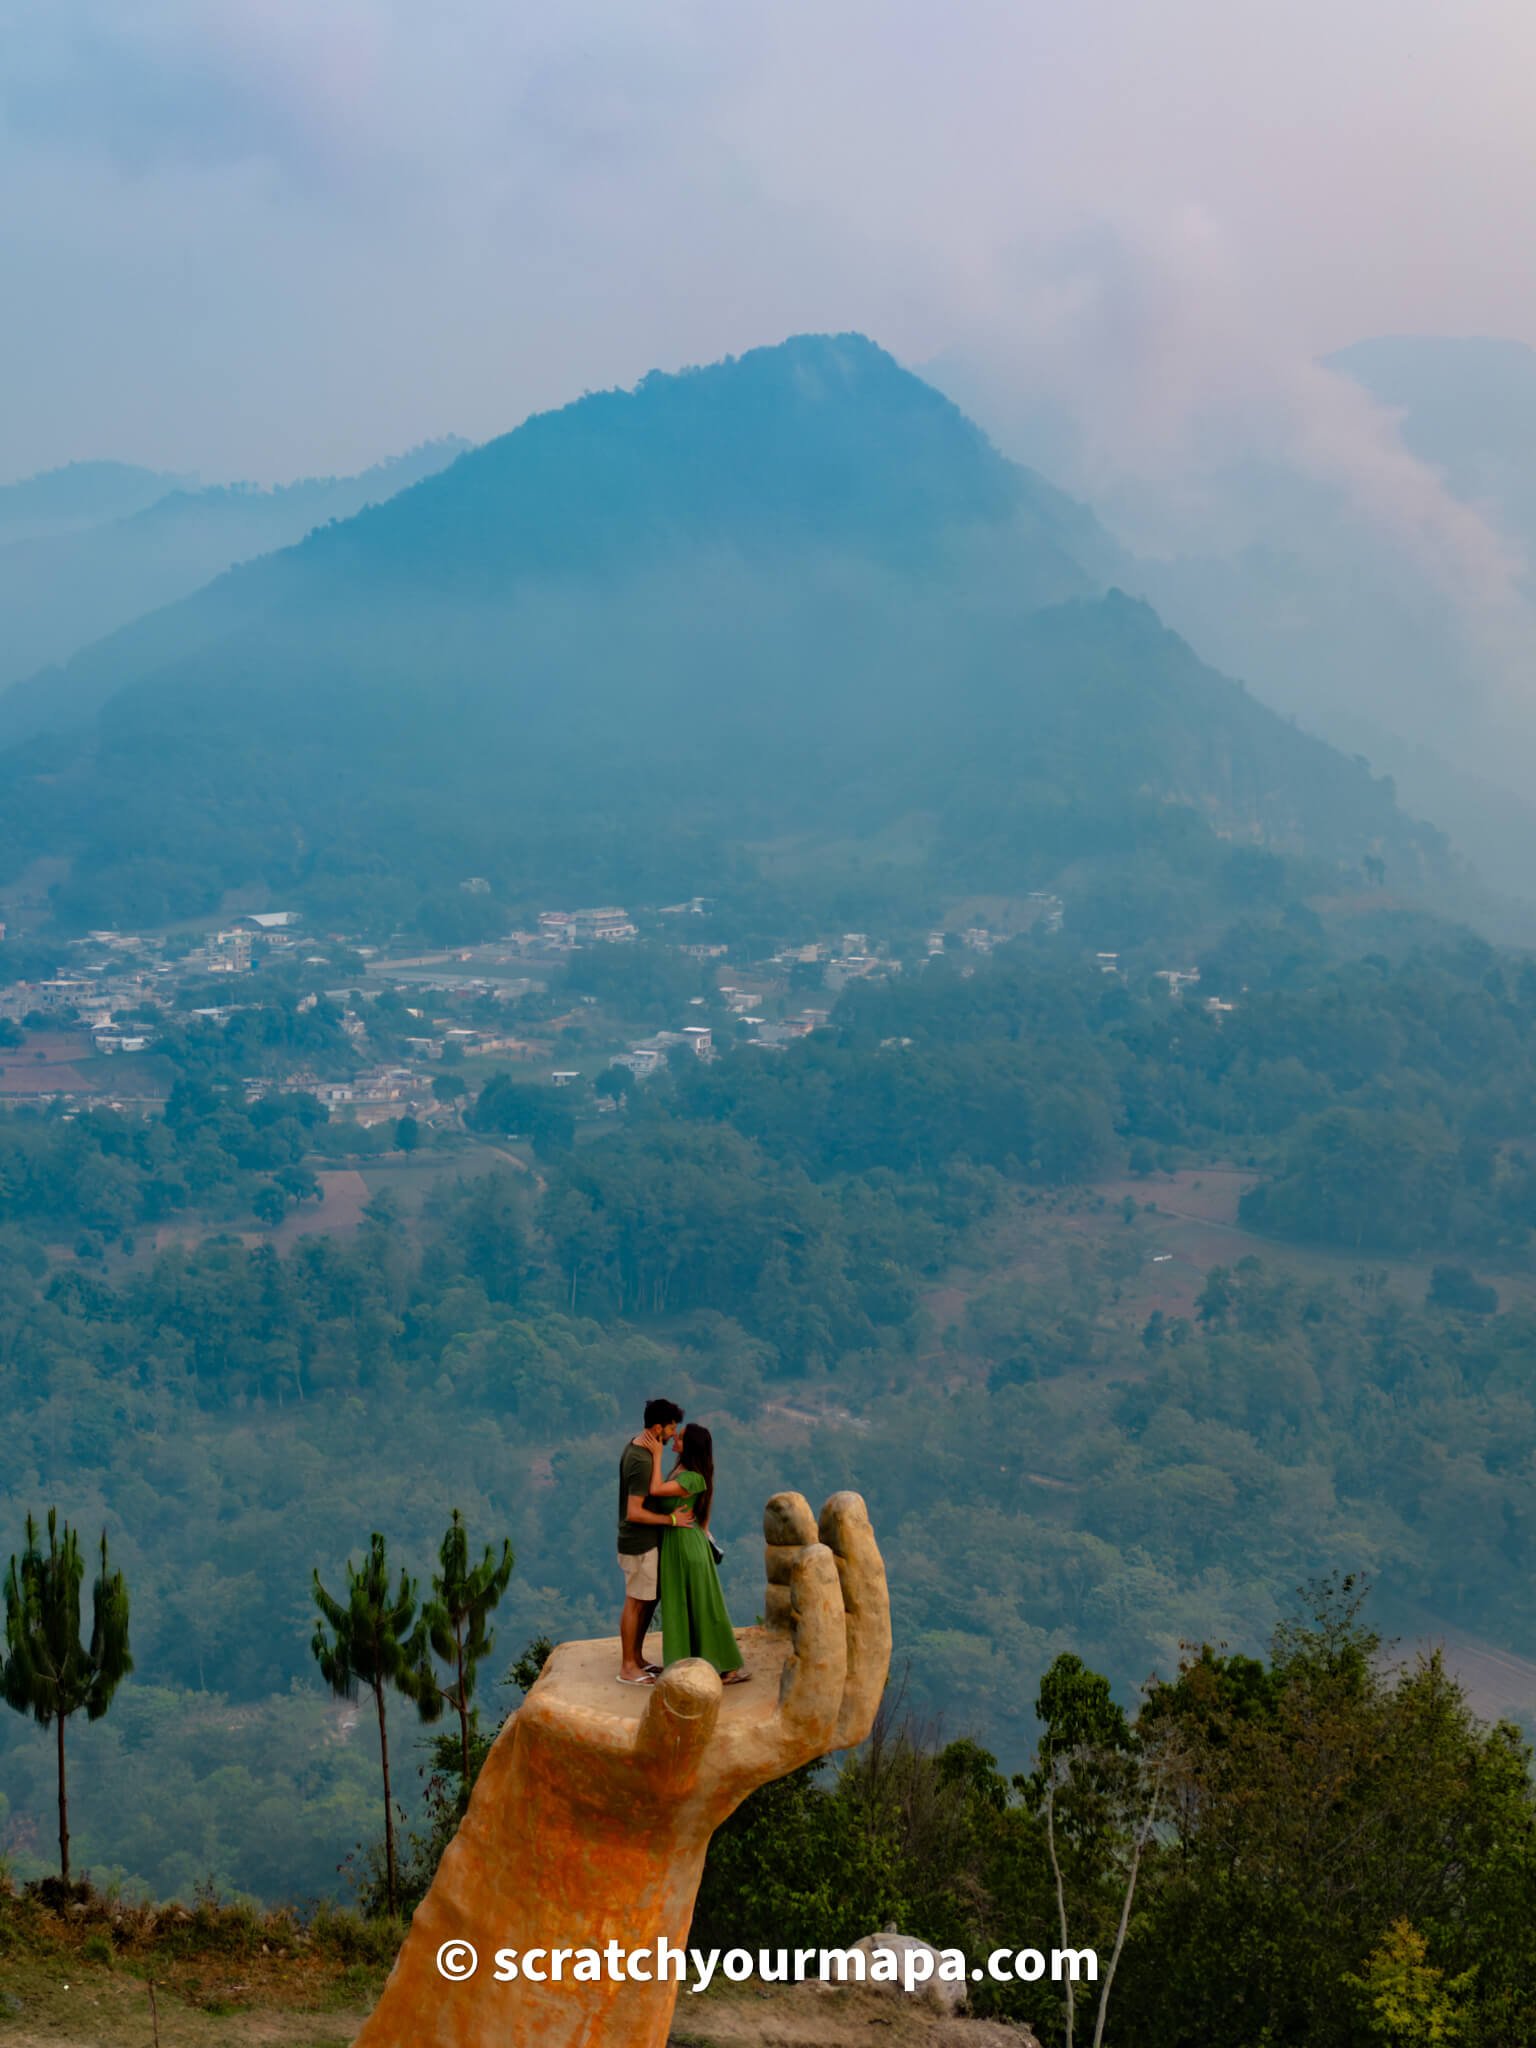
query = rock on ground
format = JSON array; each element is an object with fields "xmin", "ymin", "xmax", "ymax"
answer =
[{"xmin": 847, "ymin": 1931, "xmax": 969, "ymax": 2016}]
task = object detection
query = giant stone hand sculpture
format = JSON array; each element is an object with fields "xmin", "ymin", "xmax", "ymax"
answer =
[{"xmin": 352, "ymin": 1490, "xmax": 890, "ymax": 2048}]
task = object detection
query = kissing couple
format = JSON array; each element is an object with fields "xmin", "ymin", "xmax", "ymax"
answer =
[{"xmin": 616, "ymin": 1398, "xmax": 749, "ymax": 1689}]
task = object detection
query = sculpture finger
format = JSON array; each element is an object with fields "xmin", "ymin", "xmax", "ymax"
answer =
[
  {"xmin": 818, "ymin": 1491, "xmax": 892, "ymax": 1749},
  {"xmin": 630, "ymin": 1655, "xmax": 721, "ymax": 1794},
  {"xmin": 763, "ymin": 1490, "xmax": 818, "ymax": 1629},
  {"xmin": 771, "ymin": 1540, "xmax": 846, "ymax": 1764}
]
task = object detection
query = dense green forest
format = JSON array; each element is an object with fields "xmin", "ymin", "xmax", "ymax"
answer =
[
  {"xmin": 665, "ymin": 932, "xmax": 1536, "ymax": 1251},
  {"xmin": 3, "ymin": 924, "xmax": 1536, "ymax": 1903},
  {"xmin": 0, "ymin": 1084, "xmax": 349, "ymax": 1246},
  {"xmin": 694, "ymin": 1589, "xmax": 1536, "ymax": 2047}
]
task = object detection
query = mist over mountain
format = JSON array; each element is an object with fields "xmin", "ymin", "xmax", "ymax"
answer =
[
  {"xmin": 0, "ymin": 438, "xmax": 470, "ymax": 722},
  {"xmin": 1328, "ymin": 334, "xmax": 1536, "ymax": 560},
  {"xmin": 929, "ymin": 336, "xmax": 1536, "ymax": 903},
  {"xmin": 0, "ymin": 334, "xmax": 1445, "ymax": 941},
  {"xmin": 1141, "ymin": 339, "xmax": 1536, "ymax": 902}
]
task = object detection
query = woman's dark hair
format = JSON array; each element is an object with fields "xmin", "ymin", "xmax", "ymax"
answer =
[
  {"xmin": 677, "ymin": 1423, "xmax": 715, "ymax": 1530},
  {"xmin": 644, "ymin": 1397, "xmax": 684, "ymax": 1428}
]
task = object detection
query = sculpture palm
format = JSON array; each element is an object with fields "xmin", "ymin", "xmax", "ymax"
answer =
[{"xmin": 353, "ymin": 1490, "xmax": 890, "ymax": 2048}]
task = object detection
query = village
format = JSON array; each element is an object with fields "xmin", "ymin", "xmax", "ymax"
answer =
[
  {"xmin": 0, "ymin": 882, "xmax": 1235, "ymax": 1135},
  {"xmin": 0, "ymin": 897, "xmax": 887, "ymax": 1126}
]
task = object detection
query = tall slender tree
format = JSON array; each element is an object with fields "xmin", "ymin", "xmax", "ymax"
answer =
[
  {"xmin": 2, "ymin": 1510, "xmax": 133, "ymax": 1884},
  {"xmin": 311, "ymin": 1533, "xmax": 423, "ymax": 1919},
  {"xmin": 414, "ymin": 1511, "xmax": 515, "ymax": 1790}
]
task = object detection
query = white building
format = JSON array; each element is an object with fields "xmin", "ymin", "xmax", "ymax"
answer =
[{"xmin": 573, "ymin": 907, "xmax": 636, "ymax": 943}]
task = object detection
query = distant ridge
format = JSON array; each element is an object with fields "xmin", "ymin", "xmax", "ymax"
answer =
[
  {"xmin": 0, "ymin": 459, "xmax": 194, "ymax": 544},
  {"xmin": 0, "ymin": 438, "xmax": 471, "ymax": 721}
]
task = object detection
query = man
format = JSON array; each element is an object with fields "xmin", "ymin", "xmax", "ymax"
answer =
[{"xmin": 617, "ymin": 1397, "xmax": 693, "ymax": 1684}]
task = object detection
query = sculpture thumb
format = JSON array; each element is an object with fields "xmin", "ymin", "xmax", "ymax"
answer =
[{"xmin": 633, "ymin": 1656, "xmax": 722, "ymax": 1781}]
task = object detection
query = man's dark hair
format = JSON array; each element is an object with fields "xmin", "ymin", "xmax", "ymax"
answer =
[{"xmin": 643, "ymin": 1397, "xmax": 684, "ymax": 1428}]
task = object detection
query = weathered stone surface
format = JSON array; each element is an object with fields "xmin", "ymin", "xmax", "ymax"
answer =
[{"xmin": 351, "ymin": 1490, "xmax": 890, "ymax": 2048}]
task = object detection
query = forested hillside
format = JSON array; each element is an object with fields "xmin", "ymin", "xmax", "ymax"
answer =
[{"xmin": 4, "ymin": 928, "xmax": 1535, "ymax": 1901}]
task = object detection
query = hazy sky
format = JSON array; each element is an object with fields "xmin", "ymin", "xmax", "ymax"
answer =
[{"xmin": 3, "ymin": 0, "xmax": 1535, "ymax": 482}]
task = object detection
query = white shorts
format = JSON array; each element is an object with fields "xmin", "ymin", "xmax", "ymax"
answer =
[{"xmin": 618, "ymin": 1548, "xmax": 659, "ymax": 1603}]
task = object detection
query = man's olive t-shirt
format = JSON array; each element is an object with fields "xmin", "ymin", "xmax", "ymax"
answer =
[{"xmin": 617, "ymin": 1440, "xmax": 667, "ymax": 1554}]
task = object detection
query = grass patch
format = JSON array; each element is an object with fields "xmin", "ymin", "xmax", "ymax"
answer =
[{"xmin": 0, "ymin": 1874, "xmax": 392, "ymax": 2046}]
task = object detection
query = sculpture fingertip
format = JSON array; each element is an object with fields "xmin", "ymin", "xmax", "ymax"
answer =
[
  {"xmin": 763, "ymin": 1491, "xmax": 818, "ymax": 1546},
  {"xmin": 818, "ymin": 1491, "xmax": 871, "ymax": 1542},
  {"xmin": 789, "ymin": 1540, "xmax": 839, "ymax": 1603}
]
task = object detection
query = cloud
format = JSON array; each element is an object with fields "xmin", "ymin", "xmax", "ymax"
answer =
[
  {"xmin": 948, "ymin": 210, "xmax": 1528, "ymax": 606},
  {"xmin": 0, "ymin": 2, "xmax": 336, "ymax": 180},
  {"xmin": 0, "ymin": 0, "xmax": 1534, "ymax": 494},
  {"xmin": 1284, "ymin": 356, "xmax": 1527, "ymax": 610}
]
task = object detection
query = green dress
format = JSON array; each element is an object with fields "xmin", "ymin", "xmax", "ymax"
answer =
[{"xmin": 658, "ymin": 1473, "xmax": 744, "ymax": 1673}]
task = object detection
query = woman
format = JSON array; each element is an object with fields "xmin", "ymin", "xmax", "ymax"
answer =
[{"xmin": 648, "ymin": 1423, "xmax": 749, "ymax": 1684}]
